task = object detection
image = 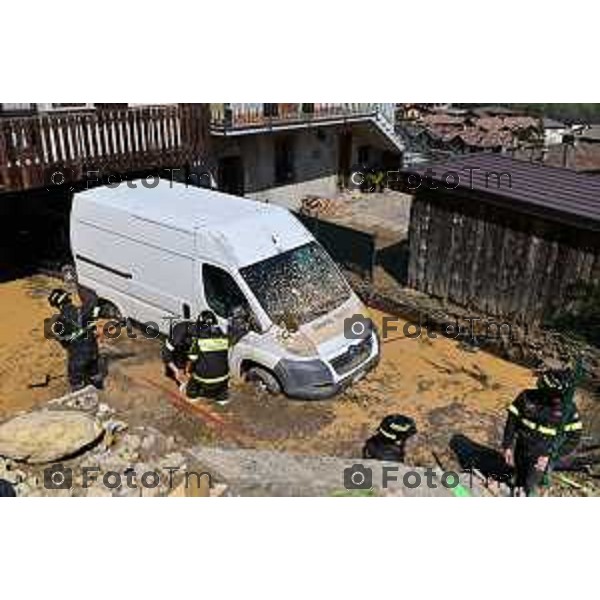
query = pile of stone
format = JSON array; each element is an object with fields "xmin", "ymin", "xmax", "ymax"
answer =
[
  {"xmin": 0, "ymin": 386, "xmax": 223, "ymax": 497},
  {"xmin": 299, "ymin": 196, "xmax": 345, "ymax": 218}
]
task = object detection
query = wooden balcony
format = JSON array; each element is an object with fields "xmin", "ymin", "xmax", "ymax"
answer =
[{"xmin": 0, "ymin": 104, "xmax": 210, "ymax": 193}]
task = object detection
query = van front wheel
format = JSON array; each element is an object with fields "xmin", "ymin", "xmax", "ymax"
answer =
[{"xmin": 245, "ymin": 367, "xmax": 281, "ymax": 395}]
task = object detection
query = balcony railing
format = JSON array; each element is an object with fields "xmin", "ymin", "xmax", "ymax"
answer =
[
  {"xmin": 0, "ymin": 104, "xmax": 209, "ymax": 193},
  {"xmin": 211, "ymin": 103, "xmax": 387, "ymax": 132}
]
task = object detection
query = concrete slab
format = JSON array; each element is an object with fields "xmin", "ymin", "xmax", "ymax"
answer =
[{"xmin": 189, "ymin": 446, "xmax": 482, "ymax": 497}]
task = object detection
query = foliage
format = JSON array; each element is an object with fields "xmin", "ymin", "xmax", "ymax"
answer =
[
  {"xmin": 511, "ymin": 104, "xmax": 600, "ymax": 124},
  {"xmin": 546, "ymin": 281, "xmax": 600, "ymax": 348}
]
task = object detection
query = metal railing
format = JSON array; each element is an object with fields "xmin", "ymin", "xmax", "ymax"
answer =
[{"xmin": 210, "ymin": 103, "xmax": 388, "ymax": 131}]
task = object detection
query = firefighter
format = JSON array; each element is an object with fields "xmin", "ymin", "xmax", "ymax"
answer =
[
  {"xmin": 162, "ymin": 319, "xmax": 194, "ymax": 390},
  {"xmin": 48, "ymin": 287, "xmax": 103, "ymax": 391},
  {"xmin": 184, "ymin": 310, "xmax": 231, "ymax": 404},
  {"xmin": 502, "ymin": 368, "xmax": 583, "ymax": 496},
  {"xmin": 363, "ymin": 414, "xmax": 417, "ymax": 462}
]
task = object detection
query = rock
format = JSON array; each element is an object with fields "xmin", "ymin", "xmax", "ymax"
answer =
[
  {"xmin": 0, "ymin": 410, "xmax": 104, "ymax": 464},
  {"xmin": 85, "ymin": 484, "xmax": 114, "ymax": 498},
  {"xmin": 0, "ymin": 465, "xmax": 26, "ymax": 485},
  {"xmin": 141, "ymin": 434, "xmax": 159, "ymax": 454},
  {"xmin": 140, "ymin": 484, "xmax": 164, "ymax": 497},
  {"xmin": 116, "ymin": 434, "xmax": 142, "ymax": 462},
  {"xmin": 159, "ymin": 452, "xmax": 187, "ymax": 470},
  {"xmin": 102, "ymin": 420, "xmax": 129, "ymax": 449},
  {"xmin": 96, "ymin": 403, "xmax": 115, "ymax": 418},
  {"xmin": 49, "ymin": 386, "xmax": 99, "ymax": 411}
]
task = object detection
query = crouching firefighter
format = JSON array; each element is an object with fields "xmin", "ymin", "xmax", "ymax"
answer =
[
  {"xmin": 502, "ymin": 368, "xmax": 583, "ymax": 496},
  {"xmin": 363, "ymin": 414, "xmax": 417, "ymax": 462},
  {"xmin": 162, "ymin": 319, "xmax": 193, "ymax": 389},
  {"xmin": 48, "ymin": 288, "xmax": 104, "ymax": 392},
  {"xmin": 185, "ymin": 310, "xmax": 231, "ymax": 404}
]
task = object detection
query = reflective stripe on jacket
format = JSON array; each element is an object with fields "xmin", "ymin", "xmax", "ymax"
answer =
[{"xmin": 507, "ymin": 400, "xmax": 582, "ymax": 438}]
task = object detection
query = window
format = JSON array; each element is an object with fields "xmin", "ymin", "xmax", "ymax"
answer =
[
  {"xmin": 240, "ymin": 242, "xmax": 351, "ymax": 326},
  {"xmin": 357, "ymin": 145, "xmax": 371, "ymax": 165},
  {"xmin": 275, "ymin": 136, "xmax": 295, "ymax": 185},
  {"xmin": 52, "ymin": 103, "xmax": 88, "ymax": 109},
  {"xmin": 263, "ymin": 103, "xmax": 279, "ymax": 118},
  {"xmin": 301, "ymin": 103, "xmax": 315, "ymax": 114},
  {"xmin": 202, "ymin": 264, "xmax": 249, "ymax": 319}
]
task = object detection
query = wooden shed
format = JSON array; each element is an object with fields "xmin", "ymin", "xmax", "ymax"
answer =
[{"xmin": 404, "ymin": 154, "xmax": 600, "ymax": 323}]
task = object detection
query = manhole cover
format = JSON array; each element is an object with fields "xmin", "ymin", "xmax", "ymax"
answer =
[{"xmin": 0, "ymin": 410, "xmax": 104, "ymax": 464}]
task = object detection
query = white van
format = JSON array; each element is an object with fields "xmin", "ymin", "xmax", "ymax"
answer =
[{"xmin": 71, "ymin": 180, "xmax": 379, "ymax": 399}]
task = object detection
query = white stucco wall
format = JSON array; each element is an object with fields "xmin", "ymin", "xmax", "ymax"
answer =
[
  {"xmin": 544, "ymin": 128, "xmax": 567, "ymax": 146},
  {"xmin": 212, "ymin": 118, "xmax": 402, "ymax": 210},
  {"xmin": 214, "ymin": 127, "xmax": 340, "ymax": 209}
]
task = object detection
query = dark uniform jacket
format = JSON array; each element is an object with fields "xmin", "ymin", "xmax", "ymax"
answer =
[
  {"xmin": 363, "ymin": 435, "xmax": 406, "ymax": 462},
  {"xmin": 162, "ymin": 321, "xmax": 194, "ymax": 368},
  {"xmin": 163, "ymin": 321, "xmax": 230, "ymax": 384},
  {"xmin": 54, "ymin": 293, "xmax": 101, "ymax": 355},
  {"xmin": 502, "ymin": 389, "xmax": 583, "ymax": 458},
  {"xmin": 188, "ymin": 324, "xmax": 230, "ymax": 385}
]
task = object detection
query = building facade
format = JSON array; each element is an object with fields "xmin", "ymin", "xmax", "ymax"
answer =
[{"xmin": 209, "ymin": 103, "xmax": 403, "ymax": 209}]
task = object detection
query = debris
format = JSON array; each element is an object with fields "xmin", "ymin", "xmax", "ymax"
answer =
[
  {"xmin": 299, "ymin": 196, "xmax": 343, "ymax": 218},
  {"xmin": 102, "ymin": 420, "xmax": 128, "ymax": 449},
  {"xmin": 96, "ymin": 402, "xmax": 115, "ymax": 417},
  {"xmin": 554, "ymin": 473, "xmax": 597, "ymax": 496},
  {"xmin": 0, "ymin": 458, "xmax": 27, "ymax": 485},
  {"xmin": 48, "ymin": 385, "xmax": 99, "ymax": 412}
]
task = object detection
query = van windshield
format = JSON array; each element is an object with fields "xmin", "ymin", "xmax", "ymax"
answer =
[{"xmin": 240, "ymin": 242, "xmax": 351, "ymax": 326}]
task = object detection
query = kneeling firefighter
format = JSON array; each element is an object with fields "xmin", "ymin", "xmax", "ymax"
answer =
[
  {"xmin": 363, "ymin": 414, "xmax": 417, "ymax": 462},
  {"xmin": 185, "ymin": 310, "xmax": 231, "ymax": 403},
  {"xmin": 162, "ymin": 319, "xmax": 194, "ymax": 388},
  {"xmin": 48, "ymin": 287, "xmax": 103, "ymax": 392},
  {"xmin": 502, "ymin": 367, "xmax": 583, "ymax": 496}
]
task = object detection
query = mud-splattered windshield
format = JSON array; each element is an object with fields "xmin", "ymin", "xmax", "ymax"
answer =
[{"xmin": 240, "ymin": 242, "xmax": 351, "ymax": 326}]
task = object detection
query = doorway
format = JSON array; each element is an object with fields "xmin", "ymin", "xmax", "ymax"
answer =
[{"xmin": 218, "ymin": 156, "xmax": 245, "ymax": 196}]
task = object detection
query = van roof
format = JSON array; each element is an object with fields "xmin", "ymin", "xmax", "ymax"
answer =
[
  {"xmin": 75, "ymin": 179, "xmax": 314, "ymax": 267},
  {"xmin": 76, "ymin": 179, "xmax": 280, "ymax": 231}
]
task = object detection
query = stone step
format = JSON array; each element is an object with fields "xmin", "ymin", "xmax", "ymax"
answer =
[{"xmin": 189, "ymin": 446, "xmax": 484, "ymax": 497}]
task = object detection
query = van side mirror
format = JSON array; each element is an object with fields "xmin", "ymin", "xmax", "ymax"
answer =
[{"xmin": 182, "ymin": 303, "xmax": 191, "ymax": 320}]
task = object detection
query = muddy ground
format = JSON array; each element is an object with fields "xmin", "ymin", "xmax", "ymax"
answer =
[{"xmin": 0, "ymin": 273, "xmax": 552, "ymax": 473}]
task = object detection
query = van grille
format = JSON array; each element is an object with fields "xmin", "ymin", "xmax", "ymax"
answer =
[{"xmin": 330, "ymin": 336, "xmax": 373, "ymax": 376}]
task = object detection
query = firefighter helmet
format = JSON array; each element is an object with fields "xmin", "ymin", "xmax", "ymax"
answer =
[
  {"xmin": 537, "ymin": 369, "xmax": 574, "ymax": 393},
  {"xmin": 377, "ymin": 414, "xmax": 417, "ymax": 443},
  {"xmin": 198, "ymin": 310, "xmax": 218, "ymax": 328},
  {"xmin": 62, "ymin": 264, "xmax": 77, "ymax": 281}
]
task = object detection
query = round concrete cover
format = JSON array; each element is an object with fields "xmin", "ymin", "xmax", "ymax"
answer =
[{"xmin": 0, "ymin": 410, "xmax": 104, "ymax": 464}]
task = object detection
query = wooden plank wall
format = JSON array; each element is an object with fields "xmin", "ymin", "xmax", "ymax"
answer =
[{"xmin": 407, "ymin": 188, "xmax": 600, "ymax": 323}]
